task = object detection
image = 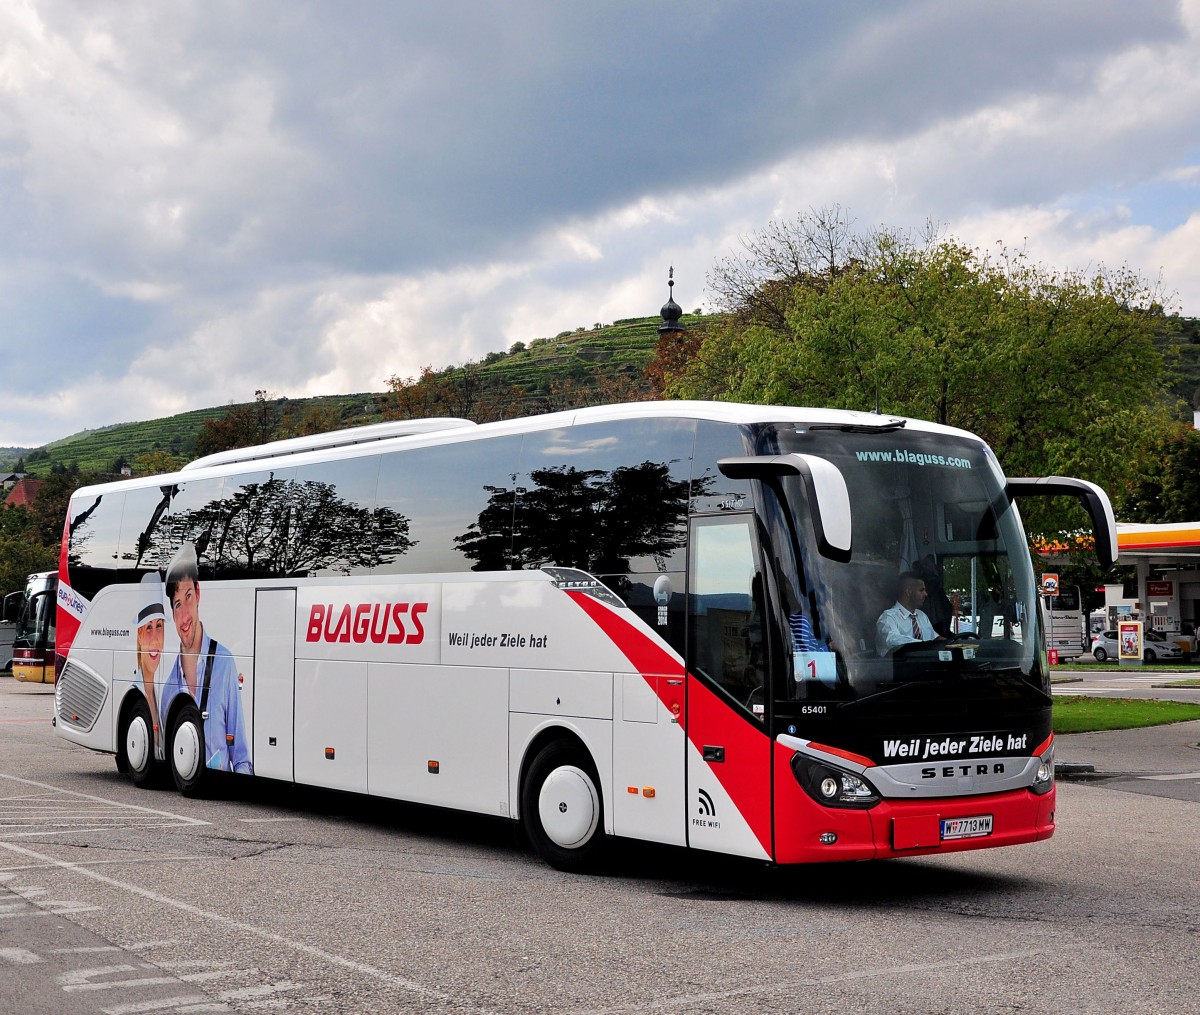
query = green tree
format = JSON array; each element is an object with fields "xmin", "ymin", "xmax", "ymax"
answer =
[
  {"xmin": 1121, "ymin": 423, "xmax": 1200, "ymax": 523},
  {"xmin": 671, "ymin": 212, "xmax": 1179, "ymax": 516},
  {"xmin": 194, "ymin": 390, "xmax": 283, "ymax": 457},
  {"xmin": 29, "ymin": 471, "xmax": 95, "ymax": 549},
  {"xmin": 133, "ymin": 449, "xmax": 188, "ymax": 477},
  {"xmin": 0, "ymin": 504, "xmax": 34, "ymax": 539},
  {"xmin": 383, "ymin": 362, "xmax": 521, "ymax": 423},
  {"xmin": 0, "ymin": 534, "xmax": 57, "ymax": 599}
]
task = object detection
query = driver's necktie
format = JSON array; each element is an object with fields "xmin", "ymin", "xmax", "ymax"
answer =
[{"xmin": 910, "ymin": 612, "xmax": 921, "ymax": 639}]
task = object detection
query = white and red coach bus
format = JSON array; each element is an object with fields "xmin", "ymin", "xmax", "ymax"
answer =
[{"xmin": 52, "ymin": 401, "xmax": 1115, "ymax": 870}]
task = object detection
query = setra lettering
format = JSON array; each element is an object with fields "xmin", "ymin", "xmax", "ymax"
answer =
[{"xmin": 921, "ymin": 763, "xmax": 1007, "ymax": 779}]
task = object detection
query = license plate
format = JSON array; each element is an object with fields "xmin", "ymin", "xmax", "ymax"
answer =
[{"xmin": 941, "ymin": 814, "xmax": 993, "ymax": 840}]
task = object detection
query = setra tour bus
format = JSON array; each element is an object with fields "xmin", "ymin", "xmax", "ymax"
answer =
[{"xmin": 52, "ymin": 401, "xmax": 1116, "ymax": 870}]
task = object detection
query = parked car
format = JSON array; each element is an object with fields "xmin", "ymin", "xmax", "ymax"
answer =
[{"xmin": 1091, "ymin": 629, "xmax": 1183, "ymax": 663}]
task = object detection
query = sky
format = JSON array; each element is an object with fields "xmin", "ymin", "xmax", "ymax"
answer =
[{"xmin": 2, "ymin": 0, "xmax": 1199, "ymax": 448}]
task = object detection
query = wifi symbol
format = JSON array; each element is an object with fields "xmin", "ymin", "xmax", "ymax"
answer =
[{"xmin": 697, "ymin": 788, "xmax": 715, "ymax": 816}]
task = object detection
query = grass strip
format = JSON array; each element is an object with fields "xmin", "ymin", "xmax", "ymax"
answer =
[{"xmin": 1053, "ymin": 696, "xmax": 1200, "ymax": 734}]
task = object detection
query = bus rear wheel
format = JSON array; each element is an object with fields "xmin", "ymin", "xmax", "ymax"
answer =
[
  {"xmin": 120, "ymin": 697, "xmax": 157, "ymax": 789},
  {"xmin": 169, "ymin": 702, "xmax": 207, "ymax": 797},
  {"xmin": 521, "ymin": 740, "xmax": 607, "ymax": 873}
]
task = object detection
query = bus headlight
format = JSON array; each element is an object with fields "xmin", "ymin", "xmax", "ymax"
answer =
[
  {"xmin": 1032, "ymin": 744, "xmax": 1054, "ymax": 795},
  {"xmin": 791, "ymin": 754, "xmax": 880, "ymax": 809}
]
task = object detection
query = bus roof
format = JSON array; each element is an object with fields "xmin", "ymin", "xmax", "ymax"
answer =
[
  {"xmin": 68, "ymin": 400, "xmax": 983, "ymax": 499},
  {"xmin": 181, "ymin": 417, "xmax": 477, "ymax": 472}
]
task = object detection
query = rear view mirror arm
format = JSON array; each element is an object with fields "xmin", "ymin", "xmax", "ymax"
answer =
[
  {"xmin": 718, "ymin": 454, "xmax": 852, "ymax": 562},
  {"xmin": 1006, "ymin": 476, "xmax": 1118, "ymax": 571}
]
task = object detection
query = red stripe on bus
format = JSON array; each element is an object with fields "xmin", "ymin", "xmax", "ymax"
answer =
[
  {"xmin": 564, "ymin": 590, "xmax": 773, "ymax": 855},
  {"xmin": 807, "ymin": 741, "xmax": 876, "ymax": 768}
]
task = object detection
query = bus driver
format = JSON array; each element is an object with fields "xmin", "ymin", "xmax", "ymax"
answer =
[{"xmin": 876, "ymin": 571, "xmax": 944, "ymax": 656}]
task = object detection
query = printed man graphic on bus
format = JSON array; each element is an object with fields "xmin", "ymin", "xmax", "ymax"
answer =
[{"xmin": 158, "ymin": 541, "xmax": 253, "ymax": 774}]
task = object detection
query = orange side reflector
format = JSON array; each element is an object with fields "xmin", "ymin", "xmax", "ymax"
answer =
[
  {"xmin": 428, "ymin": 761, "xmax": 440, "ymax": 774},
  {"xmin": 324, "ymin": 747, "xmax": 335, "ymax": 760},
  {"xmin": 642, "ymin": 787, "xmax": 656, "ymax": 798},
  {"xmin": 627, "ymin": 786, "xmax": 638, "ymax": 794}
]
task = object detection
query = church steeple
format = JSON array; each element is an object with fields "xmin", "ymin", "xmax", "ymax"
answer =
[{"xmin": 657, "ymin": 266, "xmax": 685, "ymax": 335}]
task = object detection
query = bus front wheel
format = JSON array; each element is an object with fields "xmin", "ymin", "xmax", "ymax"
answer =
[
  {"xmin": 169, "ymin": 703, "xmax": 207, "ymax": 797},
  {"xmin": 120, "ymin": 697, "xmax": 157, "ymax": 789},
  {"xmin": 521, "ymin": 740, "xmax": 607, "ymax": 873}
]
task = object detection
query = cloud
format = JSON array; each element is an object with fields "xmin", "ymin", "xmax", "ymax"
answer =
[{"xmin": 0, "ymin": 0, "xmax": 1194, "ymax": 446}]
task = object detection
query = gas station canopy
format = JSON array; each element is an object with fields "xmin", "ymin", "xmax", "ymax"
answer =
[{"xmin": 1117, "ymin": 522, "xmax": 1200, "ymax": 566}]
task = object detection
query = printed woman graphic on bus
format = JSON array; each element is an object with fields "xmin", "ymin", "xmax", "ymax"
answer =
[
  {"xmin": 158, "ymin": 541, "xmax": 253, "ymax": 774},
  {"xmin": 134, "ymin": 571, "xmax": 167, "ymax": 762}
]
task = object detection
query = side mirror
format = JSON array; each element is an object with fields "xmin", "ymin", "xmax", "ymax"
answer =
[
  {"xmin": 1006, "ymin": 476, "xmax": 1118, "ymax": 570},
  {"xmin": 718, "ymin": 454, "xmax": 852, "ymax": 561}
]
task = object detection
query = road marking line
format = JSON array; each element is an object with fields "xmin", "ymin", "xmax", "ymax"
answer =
[
  {"xmin": 0, "ymin": 856, "xmax": 210, "ymax": 874},
  {"xmin": 0, "ymin": 774, "xmax": 210, "ymax": 826},
  {"xmin": 1140, "ymin": 772, "xmax": 1200, "ymax": 781},
  {"xmin": 49, "ymin": 946, "xmax": 124, "ymax": 954},
  {"xmin": 59, "ymin": 966, "xmax": 181, "ymax": 991},
  {"xmin": 100, "ymin": 995, "xmax": 226, "ymax": 1014},
  {"xmin": 0, "ymin": 946, "xmax": 43, "ymax": 964},
  {"xmin": 581, "ymin": 948, "xmax": 1054, "ymax": 1014},
  {"xmin": 217, "ymin": 981, "xmax": 301, "ymax": 1001},
  {"xmin": 0, "ymin": 840, "xmax": 497, "ymax": 1014}
]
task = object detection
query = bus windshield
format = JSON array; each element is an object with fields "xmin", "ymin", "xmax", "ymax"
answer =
[
  {"xmin": 763, "ymin": 425, "xmax": 1044, "ymax": 713},
  {"xmin": 15, "ymin": 578, "xmax": 55, "ymax": 647}
]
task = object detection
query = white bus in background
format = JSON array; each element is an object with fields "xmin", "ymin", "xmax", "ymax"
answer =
[
  {"xmin": 52, "ymin": 401, "xmax": 1116, "ymax": 872},
  {"xmin": 1040, "ymin": 583, "xmax": 1084, "ymax": 661}
]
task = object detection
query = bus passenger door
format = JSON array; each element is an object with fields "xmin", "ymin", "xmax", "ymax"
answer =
[
  {"xmin": 685, "ymin": 515, "xmax": 774, "ymax": 861},
  {"xmin": 253, "ymin": 589, "xmax": 296, "ymax": 782}
]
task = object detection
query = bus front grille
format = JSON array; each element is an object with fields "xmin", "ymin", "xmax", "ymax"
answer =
[{"xmin": 56, "ymin": 660, "xmax": 108, "ymax": 733}]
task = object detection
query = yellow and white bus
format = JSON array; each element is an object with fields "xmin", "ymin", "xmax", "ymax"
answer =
[{"xmin": 11, "ymin": 570, "xmax": 56, "ymax": 683}]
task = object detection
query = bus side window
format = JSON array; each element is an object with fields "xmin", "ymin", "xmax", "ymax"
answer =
[
  {"xmin": 513, "ymin": 417, "xmax": 694, "ymax": 578},
  {"xmin": 293, "ymin": 456, "xmax": 383, "ymax": 576},
  {"xmin": 68, "ymin": 491, "xmax": 127, "ymax": 601},
  {"xmin": 376, "ymin": 435, "xmax": 524, "ymax": 575},
  {"xmin": 688, "ymin": 514, "xmax": 766, "ymax": 718}
]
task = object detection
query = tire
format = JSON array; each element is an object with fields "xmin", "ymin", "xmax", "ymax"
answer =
[
  {"xmin": 120, "ymin": 696, "xmax": 157, "ymax": 789},
  {"xmin": 169, "ymin": 701, "xmax": 207, "ymax": 797},
  {"xmin": 1093, "ymin": 647, "xmax": 1107, "ymax": 663},
  {"xmin": 521, "ymin": 740, "xmax": 607, "ymax": 873},
  {"xmin": 1144, "ymin": 649, "xmax": 1156, "ymax": 662}
]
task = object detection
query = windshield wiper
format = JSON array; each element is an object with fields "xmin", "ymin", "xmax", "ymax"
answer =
[
  {"xmin": 838, "ymin": 668, "xmax": 1051, "ymax": 715},
  {"xmin": 808, "ymin": 418, "xmax": 906, "ymax": 433},
  {"xmin": 836, "ymin": 679, "xmax": 930, "ymax": 714},
  {"xmin": 990, "ymin": 673, "xmax": 1053, "ymax": 706}
]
